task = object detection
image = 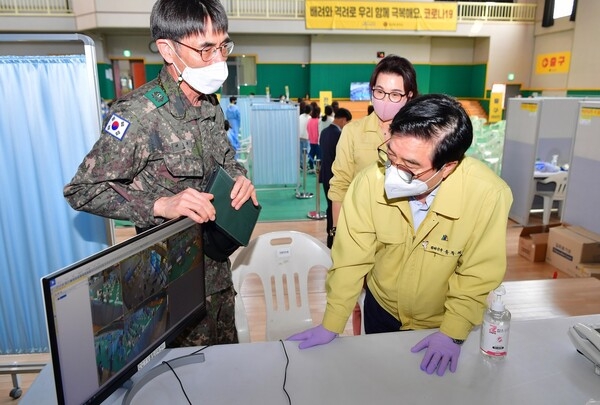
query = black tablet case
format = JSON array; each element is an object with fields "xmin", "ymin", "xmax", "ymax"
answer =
[{"xmin": 204, "ymin": 165, "xmax": 261, "ymax": 246}]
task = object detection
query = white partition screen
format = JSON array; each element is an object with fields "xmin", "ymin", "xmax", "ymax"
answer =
[
  {"xmin": 562, "ymin": 101, "xmax": 600, "ymax": 234},
  {"xmin": 501, "ymin": 98, "xmax": 541, "ymax": 225},
  {"xmin": 502, "ymin": 97, "xmax": 580, "ymax": 225}
]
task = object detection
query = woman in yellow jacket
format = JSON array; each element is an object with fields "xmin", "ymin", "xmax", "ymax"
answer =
[
  {"xmin": 328, "ymin": 55, "xmax": 418, "ymax": 234},
  {"xmin": 289, "ymin": 94, "xmax": 513, "ymax": 377}
]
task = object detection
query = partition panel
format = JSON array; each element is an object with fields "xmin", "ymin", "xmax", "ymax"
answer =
[
  {"xmin": 535, "ymin": 98, "xmax": 580, "ymax": 166},
  {"xmin": 250, "ymin": 103, "xmax": 299, "ymax": 187},
  {"xmin": 501, "ymin": 98, "xmax": 540, "ymax": 225},
  {"xmin": 562, "ymin": 101, "xmax": 600, "ymax": 234},
  {"xmin": 502, "ymin": 97, "xmax": 580, "ymax": 225}
]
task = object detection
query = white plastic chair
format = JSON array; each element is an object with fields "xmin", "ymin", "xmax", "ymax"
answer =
[
  {"xmin": 236, "ymin": 142, "xmax": 252, "ymax": 174},
  {"xmin": 533, "ymin": 171, "xmax": 568, "ymax": 225},
  {"xmin": 231, "ymin": 231, "xmax": 332, "ymax": 342},
  {"xmin": 358, "ymin": 289, "xmax": 366, "ymax": 335}
]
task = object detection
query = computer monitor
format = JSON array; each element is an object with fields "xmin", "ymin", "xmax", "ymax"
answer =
[
  {"xmin": 41, "ymin": 217, "xmax": 206, "ymax": 405},
  {"xmin": 350, "ymin": 82, "xmax": 371, "ymax": 101}
]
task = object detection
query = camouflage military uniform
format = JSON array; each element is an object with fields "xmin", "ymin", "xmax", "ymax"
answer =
[{"xmin": 64, "ymin": 67, "xmax": 244, "ymax": 346}]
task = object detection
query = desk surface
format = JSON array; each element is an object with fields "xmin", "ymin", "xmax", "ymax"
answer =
[
  {"xmin": 23, "ymin": 314, "xmax": 600, "ymax": 405},
  {"xmin": 534, "ymin": 170, "xmax": 568, "ymax": 179}
]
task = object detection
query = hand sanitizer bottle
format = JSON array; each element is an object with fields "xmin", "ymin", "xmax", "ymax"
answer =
[{"xmin": 480, "ymin": 285, "xmax": 511, "ymax": 360}]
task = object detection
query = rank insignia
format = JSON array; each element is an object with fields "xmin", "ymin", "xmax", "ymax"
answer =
[{"xmin": 145, "ymin": 86, "xmax": 168, "ymax": 107}]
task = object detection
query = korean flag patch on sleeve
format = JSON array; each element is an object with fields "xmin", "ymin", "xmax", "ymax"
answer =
[{"xmin": 104, "ymin": 114, "xmax": 131, "ymax": 140}]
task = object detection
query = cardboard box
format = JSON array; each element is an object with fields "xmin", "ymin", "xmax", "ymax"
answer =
[
  {"xmin": 518, "ymin": 224, "xmax": 560, "ymax": 262},
  {"xmin": 576, "ymin": 262, "xmax": 600, "ymax": 279},
  {"xmin": 546, "ymin": 225, "xmax": 600, "ymax": 277}
]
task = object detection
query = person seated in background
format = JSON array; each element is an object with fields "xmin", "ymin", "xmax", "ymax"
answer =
[{"xmin": 289, "ymin": 94, "xmax": 513, "ymax": 376}]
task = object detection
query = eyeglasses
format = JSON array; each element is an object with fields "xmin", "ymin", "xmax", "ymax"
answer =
[
  {"xmin": 377, "ymin": 145, "xmax": 436, "ymax": 183},
  {"xmin": 372, "ymin": 88, "xmax": 407, "ymax": 103},
  {"xmin": 172, "ymin": 40, "xmax": 234, "ymax": 62}
]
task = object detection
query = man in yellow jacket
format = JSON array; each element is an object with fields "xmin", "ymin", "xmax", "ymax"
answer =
[{"xmin": 289, "ymin": 94, "xmax": 513, "ymax": 376}]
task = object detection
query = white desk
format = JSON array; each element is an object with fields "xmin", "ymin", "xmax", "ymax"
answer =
[
  {"xmin": 534, "ymin": 170, "xmax": 551, "ymax": 179},
  {"xmin": 22, "ymin": 315, "xmax": 600, "ymax": 405}
]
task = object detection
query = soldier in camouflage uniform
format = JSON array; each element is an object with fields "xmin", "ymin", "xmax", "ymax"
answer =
[{"xmin": 64, "ymin": 0, "xmax": 257, "ymax": 346}]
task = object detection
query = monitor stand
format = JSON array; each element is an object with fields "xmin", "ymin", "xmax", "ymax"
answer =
[{"xmin": 121, "ymin": 353, "xmax": 205, "ymax": 404}]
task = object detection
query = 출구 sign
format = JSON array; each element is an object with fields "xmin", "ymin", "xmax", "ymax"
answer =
[
  {"xmin": 535, "ymin": 51, "xmax": 571, "ymax": 74},
  {"xmin": 305, "ymin": 1, "xmax": 457, "ymax": 31}
]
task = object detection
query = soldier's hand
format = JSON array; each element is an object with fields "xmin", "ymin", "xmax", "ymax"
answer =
[
  {"xmin": 154, "ymin": 188, "xmax": 216, "ymax": 223},
  {"xmin": 230, "ymin": 176, "xmax": 258, "ymax": 210}
]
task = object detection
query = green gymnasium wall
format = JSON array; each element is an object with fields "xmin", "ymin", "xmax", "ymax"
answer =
[
  {"xmin": 255, "ymin": 63, "xmax": 309, "ymax": 99},
  {"xmin": 567, "ymin": 90, "xmax": 600, "ymax": 97},
  {"xmin": 306, "ymin": 63, "xmax": 427, "ymax": 98},
  {"xmin": 429, "ymin": 64, "xmax": 487, "ymax": 98},
  {"xmin": 98, "ymin": 62, "xmax": 487, "ymax": 101}
]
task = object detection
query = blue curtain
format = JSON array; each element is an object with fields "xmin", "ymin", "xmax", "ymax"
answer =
[
  {"xmin": 250, "ymin": 103, "xmax": 299, "ymax": 186},
  {"xmin": 220, "ymin": 95, "xmax": 272, "ymax": 144},
  {"xmin": 0, "ymin": 55, "xmax": 109, "ymax": 354}
]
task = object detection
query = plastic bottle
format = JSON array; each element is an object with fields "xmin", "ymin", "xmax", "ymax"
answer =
[{"xmin": 480, "ymin": 284, "xmax": 511, "ymax": 360}]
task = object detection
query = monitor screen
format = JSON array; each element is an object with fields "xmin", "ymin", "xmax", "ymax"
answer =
[
  {"xmin": 41, "ymin": 217, "xmax": 206, "ymax": 405},
  {"xmin": 350, "ymin": 82, "xmax": 371, "ymax": 101}
]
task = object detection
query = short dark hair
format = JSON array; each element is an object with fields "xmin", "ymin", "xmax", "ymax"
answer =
[
  {"xmin": 389, "ymin": 94, "xmax": 472, "ymax": 169},
  {"xmin": 334, "ymin": 108, "xmax": 352, "ymax": 122},
  {"xmin": 229, "ymin": 96, "xmax": 237, "ymax": 103},
  {"xmin": 310, "ymin": 106, "xmax": 321, "ymax": 119},
  {"xmin": 322, "ymin": 105, "xmax": 333, "ymax": 121},
  {"xmin": 369, "ymin": 55, "xmax": 419, "ymax": 101},
  {"xmin": 150, "ymin": 0, "xmax": 228, "ymax": 41}
]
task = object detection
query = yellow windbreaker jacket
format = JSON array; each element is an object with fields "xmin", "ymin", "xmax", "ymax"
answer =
[{"xmin": 322, "ymin": 157, "xmax": 513, "ymax": 340}]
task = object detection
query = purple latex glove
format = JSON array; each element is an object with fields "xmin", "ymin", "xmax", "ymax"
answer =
[
  {"xmin": 287, "ymin": 324, "xmax": 338, "ymax": 349},
  {"xmin": 410, "ymin": 331, "xmax": 462, "ymax": 376}
]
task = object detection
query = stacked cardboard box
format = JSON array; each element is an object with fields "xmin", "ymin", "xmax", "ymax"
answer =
[
  {"xmin": 545, "ymin": 225, "xmax": 600, "ymax": 277},
  {"xmin": 575, "ymin": 262, "xmax": 600, "ymax": 279},
  {"xmin": 518, "ymin": 224, "xmax": 561, "ymax": 262}
]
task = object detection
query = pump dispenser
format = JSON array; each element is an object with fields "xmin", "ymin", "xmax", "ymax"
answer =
[{"xmin": 480, "ymin": 284, "xmax": 511, "ymax": 359}]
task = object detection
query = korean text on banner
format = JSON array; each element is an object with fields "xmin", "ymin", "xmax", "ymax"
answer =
[{"xmin": 305, "ymin": 1, "xmax": 457, "ymax": 31}]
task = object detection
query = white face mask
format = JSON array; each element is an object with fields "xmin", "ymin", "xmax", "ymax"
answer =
[
  {"xmin": 170, "ymin": 44, "xmax": 228, "ymax": 94},
  {"xmin": 181, "ymin": 61, "xmax": 228, "ymax": 94},
  {"xmin": 383, "ymin": 164, "xmax": 443, "ymax": 199}
]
